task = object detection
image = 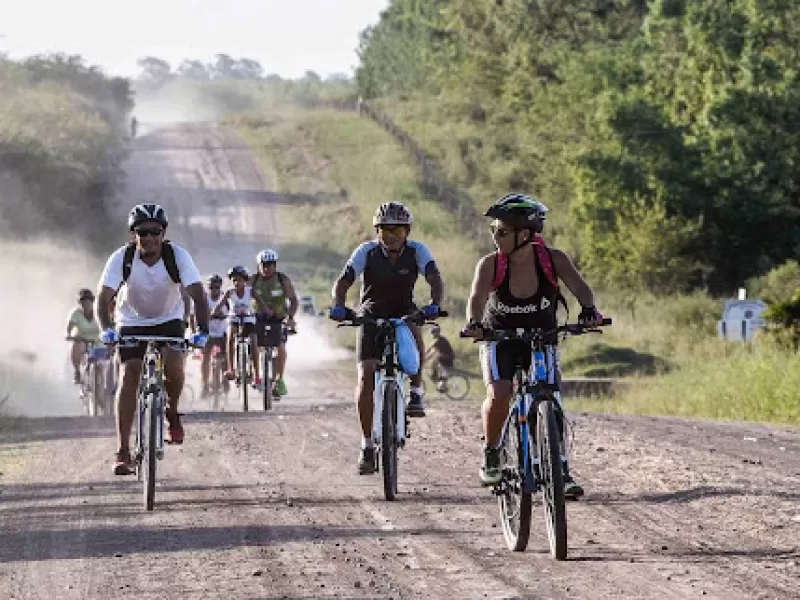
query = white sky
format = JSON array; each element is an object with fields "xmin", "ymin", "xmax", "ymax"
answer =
[{"xmin": 0, "ymin": 0, "xmax": 388, "ymax": 78}]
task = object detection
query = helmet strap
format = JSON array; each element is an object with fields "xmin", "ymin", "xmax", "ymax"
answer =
[{"xmin": 508, "ymin": 229, "xmax": 532, "ymax": 256}]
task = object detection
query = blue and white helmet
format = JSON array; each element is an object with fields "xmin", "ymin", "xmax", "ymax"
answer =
[{"xmin": 257, "ymin": 248, "xmax": 279, "ymax": 263}]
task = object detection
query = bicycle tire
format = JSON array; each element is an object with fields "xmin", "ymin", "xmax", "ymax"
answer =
[
  {"xmin": 537, "ymin": 399, "xmax": 567, "ymax": 560},
  {"xmin": 85, "ymin": 361, "xmax": 99, "ymax": 417},
  {"xmin": 239, "ymin": 343, "xmax": 249, "ymax": 412},
  {"xmin": 143, "ymin": 392, "xmax": 158, "ymax": 511},
  {"xmin": 262, "ymin": 348, "xmax": 272, "ymax": 411},
  {"xmin": 211, "ymin": 357, "xmax": 221, "ymax": 411},
  {"xmin": 444, "ymin": 373, "xmax": 470, "ymax": 401},
  {"xmin": 499, "ymin": 416, "xmax": 532, "ymax": 551},
  {"xmin": 381, "ymin": 381, "xmax": 399, "ymax": 501}
]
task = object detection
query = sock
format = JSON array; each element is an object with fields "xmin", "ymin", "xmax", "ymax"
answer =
[
  {"xmin": 361, "ymin": 437, "xmax": 374, "ymax": 450},
  {"xmin": 411, "ymin": 386, "xmax": 423, "ymax": 398}
]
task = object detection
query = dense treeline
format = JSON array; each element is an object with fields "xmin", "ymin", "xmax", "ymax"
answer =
[
  {"xmin": 0, "ymin": 54, "xmax": 133, "ymax": 246},
  {"xmin": 356, "ymin": 0, "xmax": 800, "ymax": 295}
]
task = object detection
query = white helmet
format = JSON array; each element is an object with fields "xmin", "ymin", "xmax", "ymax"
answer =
[{"xmin": 257, "ymin": 248, "xmax": 279, "ymax": 263}]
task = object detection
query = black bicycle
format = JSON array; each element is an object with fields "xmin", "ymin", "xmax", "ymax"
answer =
[
  {"xmin": 464, "ymin": 318, "xmax": 611, "ymax": 559},
  {"xmin": 337, "ymin": 309, "xmax": 447, "ymax": 500},
  {"xmin": 258, "ymin": 320, "xmax": 296, "ymax": 411},
  {"xmin": 118, "ymin": 334, "xmax": 190, "ymax": 511}
]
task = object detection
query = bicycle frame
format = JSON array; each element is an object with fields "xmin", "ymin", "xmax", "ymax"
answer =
[{"xmin": 372, "ymin": 319, "xmax": 408, "ymax": 447}]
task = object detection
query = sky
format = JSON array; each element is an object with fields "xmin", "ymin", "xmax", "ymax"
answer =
[{"xmin": 0, "ymin": 0, "xmax": 389, "ymax": 78}]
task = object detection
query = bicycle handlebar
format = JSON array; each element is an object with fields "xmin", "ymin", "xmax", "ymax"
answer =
[
  {"xmin": 336, "ymin": 309, "xmax": 449, "ymax": 328},
  {"xmin": 65, "ymin": 336, "xmax": 99, "ymax": 344},
  {"xmin": 460, "ymin": 318, "xmax": 612, "ymax": 342},
  {"xmin": 116, "ymin": 335, "xmax": 192, "ymax": 350}
]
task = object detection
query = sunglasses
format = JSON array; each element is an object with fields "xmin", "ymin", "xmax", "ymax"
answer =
[
  {"xmin": 135, "ymin": 227, "xmax": 164, "ymax": 237},
  {"xmin": 209, "ymin": 285, "xmax": 221, "ymax": 290},
  {"xmin": 489, "ymin": 225, "xmax": 516, "ymax": 238},
  {"xmin": 378, "ymin": 225, "xmax": 406, "ymax": 235},
  {"xmin": 260, "ymin": 261, "xmax": 276, "ymax": 267}
]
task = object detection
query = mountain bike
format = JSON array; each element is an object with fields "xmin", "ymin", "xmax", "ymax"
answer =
[
  {"xmin": 117, "ymin": 334, "xmax": 190, "ymax": 511},
  {"xmin": 464, "ymin": 318, "xmax": 611, "ymax": 559},
  {"xmin": 338, "ymin": 309, "xmax": 447, "ymax": 500},
  {"xmin": 231, "ymin": 317, "xmax": 254, "ymax": 412},
  {"xmin": 66, "ymin": 336, "xmax": 113, "ymax": 417},
  {"xmin": 258, "ymin": 320, "xmax": 297, "ymax": 410},
  {"xmin": 429, "ymin": 364, "xmax": 471, "ymax": 401}
]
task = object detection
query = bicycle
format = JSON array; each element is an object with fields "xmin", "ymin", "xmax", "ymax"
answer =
[
  {"xmin": 117, "ymin": 334, "xmax": 190, "ymax": 511},
  {"xmin": 230, "ymin": 318, "xmax": 254, "ymax": 412},
  {"xmin": 258, "ymin": 320, "xmax": 296, "ymax": 411},
  {"xmin": 463, "ymin": 318, "xmax": 611, "ymax": 559},
  {"xmin": 66, "ymin": 336, "xmax": 114, "ymax": 417},
  {"xmin": 209, "ymin": 343, "xmax": 229, "ymax": 410},
  {"xmin": 338, "ymin": 309, "xmax": 447, "ymax": 500},
  {"xmin": 428, "ymin": 364, "xmax": 471, "ymax": 401}
]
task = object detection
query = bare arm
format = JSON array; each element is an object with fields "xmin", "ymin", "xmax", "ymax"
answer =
[
  {"xmin": 181, "ymin": 286, "xmax": 192, "ymax": 323},
  {"xmin": 425, "ymin": 270, "xmax": 444, "ymax": 306},
  {"xmin": 551, "ymin": 248, "xmax": 595, "ymax": 308},
  {"xmin": 95, "ymin": 286, "xmax": 117, "ymax": 330},
  {"xmin": 332, "ymin": 276, "xmax": 353, "ymax": 307},
  {"xmin": 282, "ymin": 276, "xmax": 299, "ymax": 318},
  {"xmin": 210, "ymin": 290, "xmax": 230, "ymax": 318},
  {"xmin": 186, "ymin": 283, "xmax": 209, "ymax": 332},
  {"xmin": 466, "ymin": 255, "xmax": 495, "ymax": 324}
]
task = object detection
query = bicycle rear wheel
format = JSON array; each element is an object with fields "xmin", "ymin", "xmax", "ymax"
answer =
[
  {"xmin": 537, "ymin": 399, "xmax": 567, "ymax": 560},
  {"xmin": 262, "ymin": 348, "xmax": 272, "ymax": 411},
  {"xmin": 499, "ymin": 417, "xmax": 532, "ymax": 551},
  {"xmin": 143, "ymin": 392, "xmax": 158, "ymax": 511},
  {"xmin": 444, "ymin": 373, "xmax": 470, "ymax": 401},
  {"xmin": 381, "ymin": 381, "xmax": 399, "ymax": 501}
]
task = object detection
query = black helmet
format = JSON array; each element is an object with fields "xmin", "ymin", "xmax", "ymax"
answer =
[
  {"xmin": 227, "ymin": 265, "xmax": 249, "ymax": 279},
  {"xmin": 206, "ymin": 274, "xmax": 223, "ymax": 286},
  {"xmin": 373, "ymin": 201, "xmax": 412, "ymax": 227},
  {"xmin": 484, "ymin": 194, "xmax": 548, "ymax": 233},
  {"xmin": 78, "ymin": 288, "xmax": 94, "ymax": 301},
  {"xmin": 128, "ymin": 203, "xmax": 168, "ymax": 231}
]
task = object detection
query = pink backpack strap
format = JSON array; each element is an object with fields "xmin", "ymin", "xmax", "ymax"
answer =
[
  {"xmin": 533, "ymin": 236, "xmax": 558, "ymax": 289},
  {"xmin": 492, "ymin": 252, "xmax": 508, "ymax": 290}
]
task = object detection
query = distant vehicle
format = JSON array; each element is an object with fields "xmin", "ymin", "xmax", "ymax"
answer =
[
  {"xmin": 298, "ymin": 294, "xmax": 318, "ymax": 317},
  {"xmin": 717, "ymin": 289, "xmax": 766, "ymax": 342}
]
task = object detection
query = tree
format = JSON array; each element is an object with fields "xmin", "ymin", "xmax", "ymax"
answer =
[
  {"xmin": 136, "ymin": 56, "xmax": 171, "ymax": 85},
  {"xmin": 176, "ymin": 59, "xmax": 209, "ymax": 80}
]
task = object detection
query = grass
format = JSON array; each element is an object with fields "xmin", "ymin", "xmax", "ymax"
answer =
[{"xmin": 225, "ymin": 92, "xmax": 799, "ymax": 426}]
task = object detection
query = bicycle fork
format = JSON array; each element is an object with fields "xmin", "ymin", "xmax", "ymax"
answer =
[{"xmin": 372, "ymin": 372, "xmax": 408, "ymax": 448}]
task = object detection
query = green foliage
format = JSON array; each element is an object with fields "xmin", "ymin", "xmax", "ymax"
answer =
[
  {"xmin": 356, "ymin": 0, "xmax": 800, "ymax": 294},
  {"xmin": 0, "ymin": 54, "xmax": 132, "ymax": 249},
  {"xmin": 762, "ymin": 288, "xmax": 800, "ymax": 350},
  {"xmin": 747, "ymin": 260, "xmax": 800, "ymax": 304}
]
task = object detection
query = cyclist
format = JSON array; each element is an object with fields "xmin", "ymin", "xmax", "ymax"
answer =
[
  {"xmin": 461, "ymin": 193, "xmax": 604, "ymax": 499},
  {"xmin": 130, "ymin": 116, "xmax": 138, "ymax": 138},
  {"xmin": 329, "ymin": 201, "xmax": 444, "ymax": 475},
  {"xmin": 425, "ymin": 324, "xmax": 455, "ymax": 393},
  {"xmin": 196, "ymin": 274, "xmax": 228, "ymax": 397},
  {"xmin": 95, "ymin": 203, "xmax": 209, "ymax": 475},
  {"xmin": 213, "ymin": 265, "xmax": 268, "ymax": 389},
  {"xmin": 250, "ymin": 249, "xmax": 298, "ymax": 398},
  {"xmin": 66, "ymin": 288, "xmax": 101, "ymax": 384}
]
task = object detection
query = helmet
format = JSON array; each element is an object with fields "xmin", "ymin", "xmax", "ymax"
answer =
[
  {"xmin": 78, "ymin": 288, "xmax": 94, "ymax": 301},
  {"xmin": 430, "ymin": 324, "xmax": 441, "ymax": 336},
  {"xmin": 257, "ymin": 248, "xmax": 279, "ymax": 263},
  {"xmin": 128, "ymin": 203, "xmax": 168, "ymax": 231},
  {"xmin": 206, "ymin": 274, "xmax": 223, "ymax": 286},
  {"xmin": 484, "ymin": 194, "xmax": 548, "ymax": 232},
  {"xmin": 227, "ymin": 265, "xmax": 249, "ymax": 280},
  {"xmin": 373, "ymin": 202, "xmax": 412, "ymax": 227}
]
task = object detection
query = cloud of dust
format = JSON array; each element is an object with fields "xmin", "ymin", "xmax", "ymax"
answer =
[
  {"xmin": 0, "ymin": 240, "xmax": 104, "ymax": 417},
  {"xmin": 285, "ymin": 315, "xmax": 350, "ymax": 369}
]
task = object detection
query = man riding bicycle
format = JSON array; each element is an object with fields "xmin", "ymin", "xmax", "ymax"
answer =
[
  {"xmin": 213, "ymin": 265, "xmax": 267, "ymax": 388},
  {"xmin": 66, "ymin": 288, "xmax": 101, "ymax": 384},
  {"xmin": 96, "ymin": 203, "xmax": 209, "ymax": 475},
  {"xmin": 462, "ymin": 194, "xmax": 604, "ymax": 499},
  {"xmin": 250, "ymin": 249, "xmax": 298, "ymax": 397},
  {"xmin": 194, "ymin": 274, "xmax": 228, "ymax": 397},
  {"xmin": 329, "ymin": 201, "xmax": 444, "ymax": 475},
  {"xmin": 425, "ymin": 325, "xmax": 456, "ymax": 393}
]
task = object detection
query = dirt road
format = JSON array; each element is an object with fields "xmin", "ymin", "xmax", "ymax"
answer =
[{"xmin": 1, "ymin": 124, "xmax": 798, "ymax": 599}]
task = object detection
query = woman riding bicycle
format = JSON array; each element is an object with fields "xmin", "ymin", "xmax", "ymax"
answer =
[{"xmin": 66, "ymin": 289, "xmax": 101, "ymax": 384}]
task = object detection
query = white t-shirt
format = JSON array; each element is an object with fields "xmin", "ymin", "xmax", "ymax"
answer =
[
  {"xmin": 100, "ymin": 243, "xmax": 201, "ymax": 327},
  {"xmin": 226, "ymin": 286, "xmax": 256, "ymax": 324},
  {"xmin": 207, "ymin": 293, "xmax": 228, "ymax": 338}
]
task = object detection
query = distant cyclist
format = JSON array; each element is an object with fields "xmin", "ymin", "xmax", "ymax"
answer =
[
  {"xmin": 66, "ymin": 288, "xmax": 101, "ymax": 384},
  {"xmin": 250, "ymin": 249, "xmax": 298, "ymax": 397},
  {"xmin": 425, "ymin": 324, "xmax": 455, "ymax": 392},
  {"xmin": 195, "ymin": 274, "xmax": 228, "ymax": 397},
  {"xmin": 130, "ymin": 116, "xmax": 138, "ymax": 138}
]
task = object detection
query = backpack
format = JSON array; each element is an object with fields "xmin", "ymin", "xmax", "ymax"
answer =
[
  {"xmin": 122, "ymin": 241, "xmax": 181, "ymax": 285},
  {"xmin": 491, "ymin": 236, "xmax": 568, "ymax": 313}
]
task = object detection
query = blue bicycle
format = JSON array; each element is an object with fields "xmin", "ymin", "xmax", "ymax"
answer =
[{"xmin": 466, "ymin": 318, "xmax": 611, "ymax": 559}]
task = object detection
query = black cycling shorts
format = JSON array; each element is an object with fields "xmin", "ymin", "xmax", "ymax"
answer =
[
  {"xmin": 118, "ymin": 319, "xmax": 185, "ymax": 363},
  {"xmin": 256, "ymin": 314, "xmax": 285, "ymax": 348},
  {"xmin": 479, "ymin": 340, "xmax": 560, "ymax": 387}
]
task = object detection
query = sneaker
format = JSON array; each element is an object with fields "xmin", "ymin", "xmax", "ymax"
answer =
[
  {"xmin": 165, "ymin": 412, "xmax": 184, "ymax": 445},
  {"xmin": 357, "ymin": 447, "xmax": 376, "ymax": 475},
  {"xmin": 224, "ymin": 370, "xmax": 236, "ymax": 381},
  {"xmin": 562, "ymin": 462, "xmax": 584, "ymax": 500},
  {"xmin": 480, "ymin": 445, "xmax": 502, "ymax": 486},
  {"xmin": 112, "ymin": 450, "xmax": 134, "ymax": 476},
  {"xmin": 407, "ymin": 391, "xmax": 426, "ymax": 417},
  {"xmin": 274, "ymin": 377, "xmax": 287, "ymax": 397},
  {"xmin": 253, "ymin": 377, "xmax": 264, "ymax": 391}
]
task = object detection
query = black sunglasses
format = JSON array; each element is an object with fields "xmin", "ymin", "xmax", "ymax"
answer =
[
  {"xmin": 260, "ymin": 261, "xmax": 277, "ymax": 267},
  {"xmin": 135, "ymin": 227, "xmax": 164, "ymax": 237}
]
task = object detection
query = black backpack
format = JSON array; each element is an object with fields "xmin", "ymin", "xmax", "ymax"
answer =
[{"xmin": 121, "ymin": 241, "xmax": 181, "ymax": 284}]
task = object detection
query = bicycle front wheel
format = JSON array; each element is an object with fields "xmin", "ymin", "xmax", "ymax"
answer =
[
  {"xmin": 86, "ymin": 361, "xmax": 99, "ymax": 417},
  {"xmin": 381, "ymin": 381, "xmax": 399, "ymax": 501},
  {"xmin": 143, "ymin": 392, "xmax": 158, "ymax": 511},
  {"xmin": 499, "ymin": 417, "xmax": 532, "ymax": 551},
  {"xmin": 238, "ymin": 343, "xmax": 249, "ymax": 412},
  {"xmin": 444, "ymin": 373, "xmax": 470, "ymax": 401},
  {"xmin": 262, "ymin": 348, "xmax": 272, "ymax": 411},
  {"xmin": 537, "ymin": 399, "xmax": 567, "ymax": 560}
]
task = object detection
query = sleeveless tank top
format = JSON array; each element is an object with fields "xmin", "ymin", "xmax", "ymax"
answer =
[{"xmin": 227, "ymin": 286, "xmax": 254, "ymax": 317}]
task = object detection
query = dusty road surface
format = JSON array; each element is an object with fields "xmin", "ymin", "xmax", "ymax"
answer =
[{"xmin": 1, "ymin": 124, "xmax": 799, "ymax": 599}]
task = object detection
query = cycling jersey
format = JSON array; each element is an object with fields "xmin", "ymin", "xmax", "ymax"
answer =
[
  {"xmin": 341, "ymin": 240, "xmax": 438, "ymax": 317},
  {"xmin": 251, "ymin": 273, "xmax": 287, "ymax": 317}
]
